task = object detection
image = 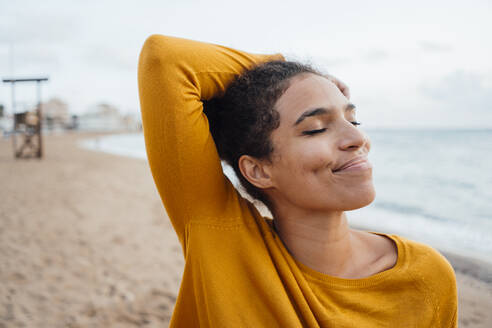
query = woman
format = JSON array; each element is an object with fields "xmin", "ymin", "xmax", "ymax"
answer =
[{"xmin": 138, "ymin": 34, "xmax": 457, "ymax": 327}]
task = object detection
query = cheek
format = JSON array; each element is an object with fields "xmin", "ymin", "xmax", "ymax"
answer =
[
  {"xmin": 276, "ymin": 144, "xmax": 334, "ymax": 182},
  {"xmin": 270, "ymin": 135, "xmax": 335, "ymax": 182},
  {"xmin": 298, "ymin": 145, "xmax": 335, "ymax": 174}
]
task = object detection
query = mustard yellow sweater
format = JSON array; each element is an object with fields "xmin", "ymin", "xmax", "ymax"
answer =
[{"xmin": 138, "ymin": 34, "xmax": 458, "ymax": 327}]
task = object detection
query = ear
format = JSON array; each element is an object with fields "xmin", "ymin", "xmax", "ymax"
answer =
[{"xmin": 238, "ymin": 154, "xmax": 274, "ymax": 189}]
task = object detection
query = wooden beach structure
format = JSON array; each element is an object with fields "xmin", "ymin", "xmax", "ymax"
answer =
[{"xmin": 2, "ymin": 77, "xmax": 49, "ymax": 159}]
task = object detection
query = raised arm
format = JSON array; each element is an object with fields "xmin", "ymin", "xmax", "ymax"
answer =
[{"xmin": 138, "ymin": 35, "xmax": 283, "ymax": 246}]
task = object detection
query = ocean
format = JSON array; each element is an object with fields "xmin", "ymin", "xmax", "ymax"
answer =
[{"xmin": 81, "ymin": 129, "xmax": 492, "ymax": 263}]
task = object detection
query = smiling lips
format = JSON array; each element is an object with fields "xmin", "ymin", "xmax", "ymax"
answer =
[{"xmin": 333, "ymin": 155, "xmax": 372, "ymax": 173}]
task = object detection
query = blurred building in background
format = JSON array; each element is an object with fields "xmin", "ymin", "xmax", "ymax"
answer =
[
  {"xmin": 77, "ymin": 103, "xmax": 141, "ymax": 132},
  {"xmin": 42, "ymin": 97, "xmax": 70, "ymax": 130},
  {"xmin": 0, "ymin": 99, "xmax": 142, "ymax": 135}
]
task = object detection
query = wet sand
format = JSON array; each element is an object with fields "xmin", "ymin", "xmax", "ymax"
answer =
[{"xmin": 0, "ymin": 132, "xmax": 491, "ymax": 327}]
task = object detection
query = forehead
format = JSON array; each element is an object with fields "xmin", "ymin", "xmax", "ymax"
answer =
[{"xmin": 274, "ymin": 73, "xmax": 349, "ymax": 125}]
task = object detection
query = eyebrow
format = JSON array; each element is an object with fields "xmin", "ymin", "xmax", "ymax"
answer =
[{"xmin": 293, "ymin": 103, "xmax": 356, "ymax": 126}]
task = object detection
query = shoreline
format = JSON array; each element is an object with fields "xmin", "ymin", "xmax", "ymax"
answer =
[
  {"xmin": 1, "ymin": 132, "xmax": 491, "ymax": 327},
  {"xmin": 80, "ymin": 132, "xmax": 492, "ymax": 268}
]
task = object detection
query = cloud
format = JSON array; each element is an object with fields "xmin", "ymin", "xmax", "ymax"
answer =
[
  {"xmin": 418, "ymin": 41, "xmax": 453, "ymax": 53},
  {"xmin": 419, "ymin": 70, "xmax": 492, "ymax": 124},
  {"xmin": 0, "ymin": 2, "xmax": 81, "ymax": 44},
  {"xmin": 311, "ymin": 56, "xmax": 352, "ymax": 70},
  {"xmin": 364, "ymin": 49, "xmax": 389, "ymax": 62},
  {"xmin": 421, "ymin": 70, "xmax": 490, "ymax": 104},
  {"xmin": 8, "ymin": 45, "xmax": 61, "ymax": 72},
  {"xmin": 83, "ymin": 45, "xmax": 139, "ymax": 72}
]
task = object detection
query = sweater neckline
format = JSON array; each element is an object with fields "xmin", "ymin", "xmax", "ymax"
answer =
[
  {"xmin": 264, "ymin": 218, "xmax": 405, "ymax": 288},
  {"xmin": 294, "ymin": 232, "xmax": 405, "ymax": 288}
]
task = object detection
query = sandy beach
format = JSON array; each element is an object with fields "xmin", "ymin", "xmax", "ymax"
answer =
[{"xmin": 1, "ymin": 132, "xmax": 491, "ymax": 327}]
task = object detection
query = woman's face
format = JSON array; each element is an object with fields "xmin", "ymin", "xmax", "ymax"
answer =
[{"xmin": 266, "ymin": 73, "xmax": 375, "ymax": 212}]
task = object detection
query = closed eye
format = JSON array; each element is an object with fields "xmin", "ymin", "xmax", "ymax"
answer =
[
  {"xmin": 302, "ymin": 128, "xmax": 326, "ymax": 136},
  {"xmin": 302, "ymin": 121, "xmax": 361, "ymax": 136}
]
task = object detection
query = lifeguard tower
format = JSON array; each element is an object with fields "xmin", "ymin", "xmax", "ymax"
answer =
[{"xmin": 2, "ymin": 77, "xmax": 49, "ymax": 158}]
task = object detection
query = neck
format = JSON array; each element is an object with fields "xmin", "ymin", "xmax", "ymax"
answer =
[{"xmin": 272, "ymin": 204, "xmax": 358, "ymax": 277}]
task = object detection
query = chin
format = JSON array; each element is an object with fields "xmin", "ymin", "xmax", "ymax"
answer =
[
  {"xmin": 345, "ymin": 195, "xmax": 375, "ymax": 211},
  {"xmin": 345, "ymin": 185, "xmax": 376, "ymax": 210},
  {"xmin": 330, "ymin": 181, "xmax": 376, "ymax": 211}
]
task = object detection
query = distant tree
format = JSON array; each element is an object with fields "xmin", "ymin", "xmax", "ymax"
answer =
[{"xmin": 0, "ymin": 104, "xmax": 4, "ymax": 118}]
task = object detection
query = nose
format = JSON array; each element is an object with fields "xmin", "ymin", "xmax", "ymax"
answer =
[{"xmin": 337, "ymin": 121, "xmax": 369, "ymax": 152}]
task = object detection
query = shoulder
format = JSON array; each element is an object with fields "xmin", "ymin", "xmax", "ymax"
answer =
[
  {"xmin": 392, "ymin": 235, "xmax": 458, "ymax": 326},
  {"xmin": 395, "ymin": 235, "xmax": 456, "ymax": 281}
]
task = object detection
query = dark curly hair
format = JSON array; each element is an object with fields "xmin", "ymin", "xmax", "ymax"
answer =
[{"xmin": 204, "ymin": 60, "xmax": 322, "ymax": 208}]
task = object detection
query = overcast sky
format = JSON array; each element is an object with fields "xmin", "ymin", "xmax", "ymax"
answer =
[{"xmin": 1, "ymin": 0, "xmax": 491, "ymax": 128}]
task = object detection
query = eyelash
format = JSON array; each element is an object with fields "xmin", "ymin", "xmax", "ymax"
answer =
[{"xmin": 302, "ymin": 121, "xmax": 361, "ymax": 136}]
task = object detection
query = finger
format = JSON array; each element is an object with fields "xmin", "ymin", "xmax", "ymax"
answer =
[
  {"xmin": 333, "ymin": 79, "xmax": 350, "ymax": 100},
  {"xmin": 326, "ymin": 75, "xmax": 350, "ymax": 99},
  {"xmin": 339, "ymin": 82, "xmax": 350, "ymax": 99}
]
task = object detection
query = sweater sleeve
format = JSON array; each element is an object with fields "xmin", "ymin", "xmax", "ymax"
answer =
[{"xmin": 137, "ymin": 34, "xmax": 283, "ymax": 247}]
